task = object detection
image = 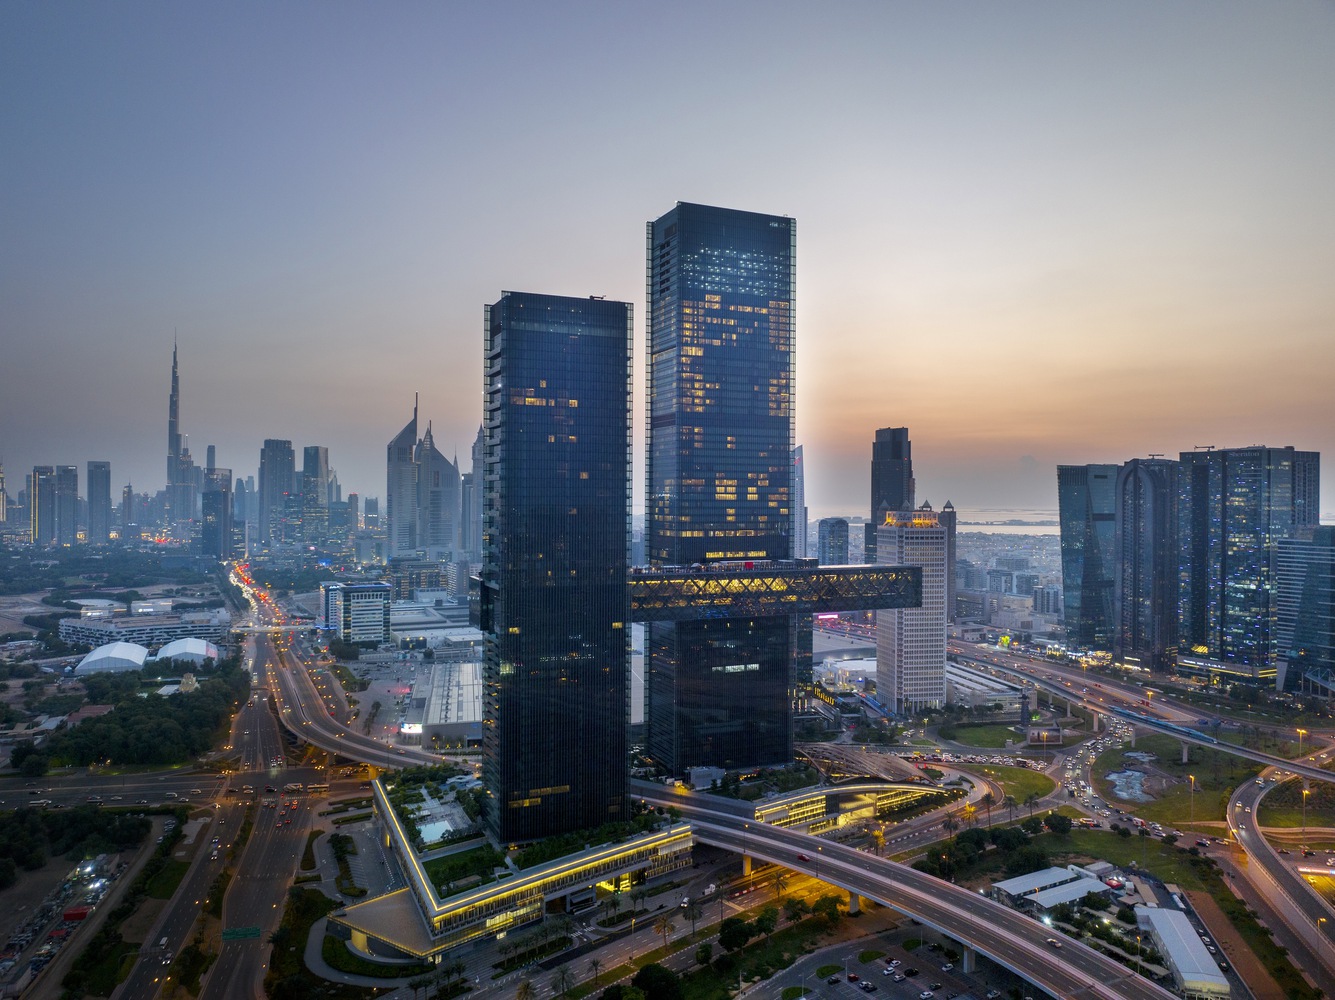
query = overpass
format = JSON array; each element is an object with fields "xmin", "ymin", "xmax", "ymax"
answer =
[{"xmin": 635, "ymin": 783, "xmax": 1175, "ymax": 1000}]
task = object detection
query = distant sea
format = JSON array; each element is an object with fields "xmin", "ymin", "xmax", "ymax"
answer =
[{"xmin": 953, "ymin": 507, "xmax": 1059, "ymax": 536}]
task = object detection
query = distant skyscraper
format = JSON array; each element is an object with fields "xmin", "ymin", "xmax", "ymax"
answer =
[
  {"xmin": 87, "ymin": 461, "xmax": 111, "ymax": 544},
  {"xmin": 1281, "ymin": 527, "xmax": 1335, "ymax": 694},
  {"xmin": 817, "ymin": 517, "xmax": 849, "ymax": 565},
  {"xmin": 1114, "ymin": 458, "xmax": 1178, "ymax": 672},
  {"xmin": 938, "ymin": 500, "xmax": 957, "ymax": 623},
  {"xmin": 201, "ymin": 467, "xmax": 234, "ymax": 560},
  {"xmin": 867, "ymin": 427, "xmax": 913, "ymax": 563},
  {"xmin": 206, "ymin": 444, "xmax": 216, "ymax": 472},
  {"xmin": 876, "ymin": 505, "xmax": 947, "ymax": 713},
  {"xmin": 302, "ymin": 445, "xmax": 330, "ymax": 545},
  {"xmin": 792, "ymin": 445, "xmax": 808, "ymax": 559},
  {"xmin": 1178, "ymin": 445, "xmax": 1320, "ymax": 683},
  {"xmin": 0, "ymin": 462, "xmax": 7, "ymax": 524},
  {"xmin": 467, "ymin": 423, "xmax": 484, "ymax": 557},
  {"xmin": 1057, "ymin": 464, "xmax": 1118, "ymax": 650},
  {"xmin": 167, "ymin": 341, "xmax": 182, "ymax": 493},
  {"xmin": 52, "ymin": 465, "xmax": 78, "ymax": 546},
  {"xmin": 480, "ymin": 291, "xmax": 632, "ymax": 843},
  {"xmin": 30, "ymin": 466, "xmax": 55, "ymax": 546},
  {"xmin": 386, "ymin": 399, "xmax": 419, "ymax": 558},
  {"xmin": 164, "ymin": 341, "xmax": 196, "ymax": 523},
  {"xmin": 645, "ymin": 201, "xmax": 797, "ymax": 773},
  {"xmin": 258, "ymin": 439, "xmax": 295, "ymax": 545},
  {"xmin": 120, "ymin": 482, "xmax": 134, "ymax": 533},
  {"xmin": 416, "ymin": 423, "xmax": 460, "ymax": 559}
]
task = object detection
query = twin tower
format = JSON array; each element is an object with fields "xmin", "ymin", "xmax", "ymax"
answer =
[{"xmin": 477, "ymin": 203, "xmax": 916, "ymax": 842}]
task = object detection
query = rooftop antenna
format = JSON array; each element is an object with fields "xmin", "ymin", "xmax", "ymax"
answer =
[{"xmin": 1194, "ymin": 445, "xmax": 1214, "ymax": 451}]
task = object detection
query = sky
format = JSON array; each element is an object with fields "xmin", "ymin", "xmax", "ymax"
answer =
[{"xmin": 3, "ymin": 2, "xmax": 1333, "ymax": 522}]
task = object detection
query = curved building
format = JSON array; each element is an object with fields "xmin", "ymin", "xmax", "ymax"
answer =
[
  {"xmin": 152, "ymin": 637, "xmax": 220, "ymax": 665},
  {"xmin": 75, "ymin": 642, "xmax": 150, "ymax": 674}
]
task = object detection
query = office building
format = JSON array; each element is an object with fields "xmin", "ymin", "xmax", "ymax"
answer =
[
  {"xmin": 87, "ymin": 461, "xmax": 111, "ymax": 544},
  {"xmin": 792, "ymin": 445, "xmax": 808, "ymax": 559},
  {"xmin": 866, "ymin": 427, "xmax": 914, "ymax": 563},
  {"xmin": 1281, "ymin": 527, "xmax": 1335, "ymax": 695},
  {"xmin": 0, "ymin": 462, "xmax": 7, "ymax": 523},
  {"xmin": 201, "ymin": 467, "xmax": 234, "ymax": 560},
  {"xmin": 30, "ymin": 466, "xmax": 55, "ymax": 546},
  {"xmin": 1178, "ymin": 446, "xmax": 1320, "ymax": 683},
  {"xmin": 645, "ymin": 202, "xmax": 797, "ymax": 773},
  {"xmin": 54, "ymin": 465, "xmax": 78, "ymax": 547},
  {"xmin": 480, "ymin": 291, "xmax": 632, "ymax": 842},
  {"xmin": 938, "ymin": 500, "xmax": 957, "ymax": 622},
  {"xmin": 817, "ymin": 517, "xmax": 849, "ymax": 565},
  {"xmin": 302, "ymin": 445, "xmax": 330, "ymax": 546},
  {"xmin": 876, "ymin": 505, "xmax": 947, "ymax": 713},
  {"xmin": 258, "ymin": 439, "xmax": 295, "ymax": 546},
  {"xmin": 322, "ymin": 581, "xmax": 392, "ymax": 645},
  {"xmin": 1057, "ymin": 464, "xmax": 1118, "ymax": 649},
  {"xmin": 387, "ymin": 400, "xmax": 419, "ymax": 558},
  {"xmin": 1114, "ymin": 458, "xmax": 1178, "ymax": 672},
  {"xmin": 416, "ymin": 423, "xmax": 460, "ymax": 559}
]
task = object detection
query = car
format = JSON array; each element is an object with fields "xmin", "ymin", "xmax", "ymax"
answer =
[
  {"xmin": 986, "ymin": 992, "xmax": 1002, "ymax": 999},
  {"xmin": 797, "ymin": 853, "xmax": 810, "ymax": 862},
  {"xmin": 904, "ymin": 968, "xmax": 919, "ymax": 977},
  {"xmin": 828, "ymin": 977, "xmax": 840, "ymax": 985},
  {"xmin": 893, "ymin": 974, "xmax": 905, "ymax": 983},
  {"xmin": 1045, "ymin": 938, "xmax": 1062, "ymax": 948},
  {"xmin": 887, "ymin": 960, "xmax": 901, "ymax": 968},
  {"xmin": 883, "ymin": 968, "xmax": 894, "ymax": 976},
  {"xmin": 847, "ymin": 974, "xmax": 859, "ymax": 982},
  {"xmin": 940, "ymin": 964, "xmax": 953, "ymax": 972},
  {"xmin": 1196, "ymin": 839, "xmax": 1210, "ymax": 847},
  {"xmin": 929, "ymin": 984, "xmax": 942, "ymax": 992},
  {"xmin": 917, "ymin": 992, "xmax": 934, "ymax": 1000}
]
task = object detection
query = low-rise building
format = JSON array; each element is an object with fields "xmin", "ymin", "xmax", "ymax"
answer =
[{"xmin": 1135, "ymin": 905, "xmax": 1229, "ymax": 999}]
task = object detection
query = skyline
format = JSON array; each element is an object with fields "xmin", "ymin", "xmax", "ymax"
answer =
[{"xmin": 3, "ymin": 3, "xmax": 1333, "ymax": 520}]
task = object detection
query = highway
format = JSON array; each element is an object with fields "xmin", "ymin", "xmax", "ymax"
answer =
[{"xmin": 637, "ymin": 785, "xmax": 1176, "ymax": 1000}]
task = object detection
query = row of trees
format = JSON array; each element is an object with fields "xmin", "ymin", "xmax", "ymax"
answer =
[{"xmin": 0, "ymin": 805, "xmax": 151, "ymax": 889}]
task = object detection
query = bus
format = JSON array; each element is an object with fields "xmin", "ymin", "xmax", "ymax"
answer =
[
  {"xmin": 306, "ymin": 783, "xmax": 329, "ymax": 796},
  {"xmin": 282, "ymin": 782, "xmax": 304, "ymax": 793}
]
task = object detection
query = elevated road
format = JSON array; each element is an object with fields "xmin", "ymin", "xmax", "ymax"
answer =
[{"xmin": 636, "ymin": 784, "xmax": 1175, "ymax": 1000}]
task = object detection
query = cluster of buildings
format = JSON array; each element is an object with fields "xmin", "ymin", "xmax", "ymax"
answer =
[{"xmin": 1058, "ymin": 448, "xmax": 1329, "ymax": 692}]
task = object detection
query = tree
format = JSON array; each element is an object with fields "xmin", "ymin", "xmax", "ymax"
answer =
[
  {"xmin": 408, "ymin": 975, "xmax": 434, "ymax": 1000},
  {"xmin": 695, "ymin": 942, "xmax": 713, "ymax": 968},
  {"xmin": 1024, "ymin": 791, "xmax": 1041, "ymax": 818},
  {"xmin": 1043, "ymin": 812, "xmax": 1073, "ymax": 835},
  {"xmin": 516, "ymin": 980, "xmax": 535, "ymax": 1000},
  {"xmin": 981, "ymin": 791, "xmax": 995, "ymax": 828},
  {"xmin": 630, "ymin": 886, "xmax": 648, "ymax": 913},
  {"xmin": 871, "ymin": 828, "xmax": 885, "ymax": 855},
  {"xmin": 962, "ymin": 803, "xmax": 978, "ymax": 828},
  {"xmin": 773, "ymin": 870, "xmax": 788, "ymax": 900},
  {"xmin": 587, "ymin": 957, "xmax": 603, "ymax": 986},
  {"xmin": 652, "ymin": 914, "xmax": 675, "ymax": 953},
  {"xmin": 811, "ymin": 893, "xmax": 843, "ymax": 927},
  {"xmin": 754, "ymin": 905, "xmax": 778, "ymax": 945},
  {"xmin": 783, "ymin": 897, "xmax": 811, "ymax": 924},
  {"xmin": 551, "ymin": 965, "xmax": 574, "ymax": 998},
  {"xmin": 683, "ymin": 900, "xmax": 702, "ymax": 938},
  {"xmin": 1003, "ymin": 795, "xmax": 1018, "ymax": 823},
  {"xmin": 603, "ymin": 893, "xmax": 622, "ymax": 924},
  {"xmin": 631, "ymin": 963, "xmax": 682, "ymax": 1000},
  {"xmin": 942, "ymin": 814, "xmax": 960, "ymax": 840},
  {"xmin": 718, "ymin": 917, "xmax": 752, "ymax": 953}
]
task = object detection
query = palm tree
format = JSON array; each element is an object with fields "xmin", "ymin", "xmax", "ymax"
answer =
[
  {"xmin": 871, "ymin": 829, "xmax": 885, "ymax": 855},
  {"xmin": 586, "ymin": 957, "xmax": 603, "ymax": 986},
  {"xmin": 1024, "ymin": 791, "xmax": 1041, "ymax": 819},
  {"xmin": 516, "ymin": 980, "xmax": 535, "ymax": 1000},
  {"xmin": 551, "ymin": 965, "xmax": 574, "ymax": 998},
  {"xmin": 684, "ymin": 899, "xmax": 702, "ymax": 938},
  {"xmin": 653, "ymin": 914, "xmax": 675, "ymax": 954},
  {"xmin": 773, "ymin": 870, "xmax": 788, "ymax": 900},
  {"xmin": 408, "ymin": 974, "xmax": 434, "ymax": 1000},
  {"xmin": 981, "ymin": 791, "xmax": 995, "ymax": 828},
  {"xmin": 630, "ymin": 886, "xmax": 648, "ymax": 913},
  {"xmin": 962, "ymin": 803, "xmax": 978, "ymax": 828},
  {"xmin": 1003, "ymin": 795, "xmax": 1018, "ymax": 824},
  {"xmin": 603, "ymin": 893, "xmax": 622, "ymax": 924},
  {"xmin": 941, "ymin": 814, "xmax": 960, "ymax": 841}
]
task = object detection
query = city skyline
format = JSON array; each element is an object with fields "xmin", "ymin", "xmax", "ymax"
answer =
[{"xmin": 3, "ymin": 4, "xmax": 1334, "ymax": 518}]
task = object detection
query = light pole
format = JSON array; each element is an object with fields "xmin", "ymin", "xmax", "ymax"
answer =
[
  {"xmin": 1298, "ymin": 728, "xmax": 1308, "ymax": 758},
  {"xmin": 1136, "ymin": 934, "xmax": 1142, "ymax": 977},
  {"xmin": 1302, "ymin": 786, "xmax": 1310, "ymax": 838},
  {"xmin": 1189, "ymin": 775, "xmax": 1195, "ymax": 827}
]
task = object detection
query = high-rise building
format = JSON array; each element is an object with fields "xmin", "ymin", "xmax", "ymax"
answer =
[
  {"xmin": 54, "ymin": 465, "xmax": 78, "ymax": 546},
  {"xmin": 1057, "ymin": 464, "xmax": 1118, "ymax": 650},
  {"xmin": 258, "ymin": 439, "xmax": 295, "ymax": 546},
  {"xmin": 866, "ymin": 427, "xmax": 914, "ymax": 563},
  {"xmin": 792, "ymin": 445, "xmax": 808, "ymax": 559},
  {"xmin": 0, "ymin": 462, "xmax": 8, "ymax": 524},
  {"xmin": 1281, "ymin": 527, "xmax": 1335, "ymax": 695},
  {"xmin": 30, "ymin": 466, "xmax": 55, "ymax": 546},
  {"xmin": 120, "ymin": 482, "xmax": 134, "ymax": 534},
  {"xmin": 201, "ymin": 467, "xmax": 234, "ymax": 560},
  {"xmin": 322, "ymin": 581, "xmax": 392, "ymax": 645},
  {"xmin": 167, "ymin": 341, "xmax": 182, "ymax": 499},
  {"xmin": 416, "ymin": 423, "xmax": 460, "ymax": 559},
  {"xmin": 938, "ymin": 500, "xmax": 957, "ymax": 623},
  {"xmin": 463, "ymin": 424, "xmax": 484, "ymax": 558},
  {"xmin": 1114, "ymin": 458, "xmax": 1178, "ymax": 672},
  {"xmin": 480, "ymin": 291, "xmax": 632, "ymax": 843},
  {"xmin": 302, "ymin": 445, "xmax": 331, "ymax": 546},
  {"xmin": 876, "ymin": 505, "xmax": 947, "ymax": 713},
  {"xmin": 645, "ymin": 202, "xmax": 797, "ymax": 774},
  {"xmin": 1178, "ymin": 446, "xmax": 1320, "ymax": 683},
  {"xmin": 387, "ymin": 400, "xmax": 419, "ymax": 558},
  {"xmin": 86, "ymin": 461, "xmax": 111, "ymax": 544},
  {"xmin": 817, "ymin": 517, "xmax": 849, "ymax": 565}
]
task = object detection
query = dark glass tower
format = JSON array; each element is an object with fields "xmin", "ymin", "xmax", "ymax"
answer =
[
  {"xmin": 867, "ymin": 427, "xmax": 914, "ymax": 563},
  {"xmin": 1178, "ymin": 446, "xmax": 1320, "ymax": 681},
  {"xmin": 645, "ymin": 202, "xmax": 798, "ymax": 773},
  {"xmin": 54, "ymin": 465, "xmax": 78, "ymax": 547},
  {"xmin": 258, "ymin": 439, "xmax": 295, "ymax": 546},
  {"xmin": 817, "ymin": 517, "xmax": 849, "ymax": 565},
  {"xmin": 302, "ymin": 445, "xmax": 330, "ymax": 546},
  {"xmin": 481, "ymin": 291, "xmax": 632, "ymax": 843},
  {"xmin": 1114, "ymin": 458, "xmax": 1178, "ymax": 672},
  {"xmin": 1057, "ymin": 464, "xmax": 1118, "ymax": 649},
  {"xmin": 87, "ymin": 461, "xmax": 112, "ymax": 544},
  {"xmin": 1283, "ymin": 527, "xmax": 1335, "ymax": 694},
  {"xmin": 201, "ymin": 467, "xmax": 234, "ymax": 560},
  {"xmin": 29, "ymin": 466, "xmax": 55, "ymax": 546}
]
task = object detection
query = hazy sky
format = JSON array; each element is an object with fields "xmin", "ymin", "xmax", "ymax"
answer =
[{"xmin": 3, "ymin": 2, "xmax": 1333, "ymax": 521}]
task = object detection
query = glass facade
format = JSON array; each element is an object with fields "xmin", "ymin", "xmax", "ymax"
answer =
[
  {"xmin": 1057, "ymin": 464, "xmax": 1118, "ymax": 649},
  {"xmin": 482, "ymin": 291, "xmax": 633, "ymax": 843},
  {"xmin": 1113, "ymin": 458, "xmax": 1178, "ymax": 672},
  {"xmin": 817, "ymin": 518, "xmax": 850, "ymax": 565},
  {"xmin": 1284, "ymin": 527, "xmax": 1335, "ymax": 694},
  {"xmin": 645, "ymin": 203, "xmax": 798, "ymax": 774},
  {"xmin": 867, "ymin": 427, "xmax": 914, "ymax": 563},
  {"xmin": 1178, "ymin": 446, "xmax": 1320, "ymax": 679}
]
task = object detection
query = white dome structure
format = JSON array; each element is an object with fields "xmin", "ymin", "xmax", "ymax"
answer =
[
  {"xmin": 151, "ymin": 638, "xmax": 220, "ymax": 665},
  {"xmin": 75, "ymin": 642, "xmax": 150, "ymax": 674}
]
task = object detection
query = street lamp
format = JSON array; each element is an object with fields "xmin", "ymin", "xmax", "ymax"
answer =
[
  {"xmin": 1298, "ymin": 728, "xmax": 1308, "ymax": 756},
  {"xmin": 1188, "ymin": 775, "xmax": 1195, "ymax": 826},
  {"xmin": 1302, "ymin": 787, "xmax": 1310, "ymax": 837}
]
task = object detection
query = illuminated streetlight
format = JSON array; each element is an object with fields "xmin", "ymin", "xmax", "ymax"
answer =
[
  {"xmin": 1189, "ymin": 775, "xmax": 1196, "ymax": 826},
  {"xmin": 1297, "ymin": 728, "xmax": 1308, "ymax": 756},
  {"xmin": 1302, "ymin": 786, "xmax": 1310, "ymax": 837}
]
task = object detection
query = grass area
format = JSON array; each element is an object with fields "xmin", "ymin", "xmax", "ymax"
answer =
[
  {"xmin": 1053, "ymin": 830, "xmax": 1208, "ymax": 889},
  {"xmin": 963, "ymin": 764, "xmax": 1055, "ymax": 802},
  {"xmin": 264, "ymin": 889, "xmax": 376, "ymax": 1000},
  {"xmin": 320, "ymin": 934, "xmax": 432, "ymax": 978},
  {"xmin": 1091, "ymin": 733, "xmax": 1262, "ymax": 827},
  {"xmin": 949, "ymin": 723, "xmax": 1024, "ymax": 748},
  {"xmin": 144, "ymin": 858, "xmax": 191, "ymax": 899},
  {"xmin": 330, "ymin": 811, "xmax": 374, "ymax": 825},
  {"xmin": 1216, "ymin": 731, "xmax": 1303, "ymax": 759},
  {"xmin": 815, "ymin": 964, "xmax": 841, "ymax": 977},
  {"xmin": 171, "ymin": 941, "xmax": 217, "ymax": 995},
  {"xmin": 857, "ymin": 948, "xmax": 884, "ymax": 962},
  {"xmin": 423, "ymin": 843, "xmax": 505, "ymax": 895},
  {"xmin": 1256, "ymin": 778, "xmax": 1335, "ymax": 829},
  {"xmin": 300, "ymin": 830, "xmax": 322, "ymax": 871}
]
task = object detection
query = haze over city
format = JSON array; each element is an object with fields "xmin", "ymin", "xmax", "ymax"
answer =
[{"xmin": 3, "ymin": 2, "xmax": 1333, "ymax": 518}]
